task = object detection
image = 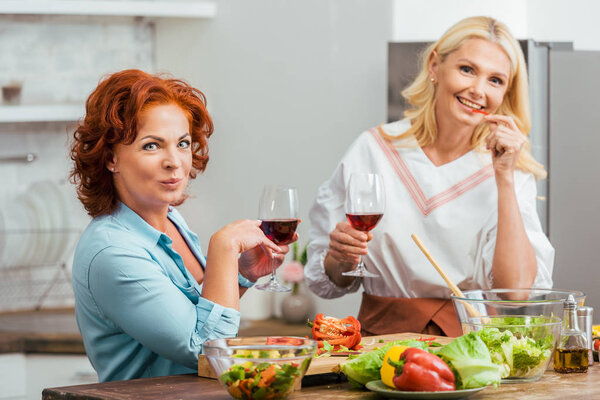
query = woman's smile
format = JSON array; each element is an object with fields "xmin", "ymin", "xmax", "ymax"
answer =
[{"xmin": 456, "ymin": 96, "xmax": 485, "ymax": 111}]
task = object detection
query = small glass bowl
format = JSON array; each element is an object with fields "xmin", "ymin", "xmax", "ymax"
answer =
[{"xmin": 203, "ymin": 336, "xmax": 317, "ymax": 400}]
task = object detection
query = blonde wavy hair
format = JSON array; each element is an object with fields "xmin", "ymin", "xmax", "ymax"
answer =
[{"xmin": 384, "ymin": 16, "xmax": 546, "ymax": 179}]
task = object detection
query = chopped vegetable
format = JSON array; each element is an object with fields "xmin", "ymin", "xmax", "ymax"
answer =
[
  {"xmin": 436, "ymin": 332, "xmax": 503, "ymax": 389},
  {"xmin": 311, "ymin": 314, "xmax": 361, "ymax": 350},
  {"xmin": 220, "ymin": 361, "xmax": 300, "ymax": 400},
  {"xmin": 387, "ymin": 348, "xmax": 455, "ymax": 392}
]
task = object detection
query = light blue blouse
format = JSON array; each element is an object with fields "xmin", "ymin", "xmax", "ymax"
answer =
[{"xmin": 72, "ymin": 202, "xmax": 240, "ymax": 382}]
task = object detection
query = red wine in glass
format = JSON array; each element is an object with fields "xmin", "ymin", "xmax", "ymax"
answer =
[
  {"xmin": 346, "ymin": 213, "xmax": 383, "ymax": 232},
  {"xmin": 256, "ymin": 185, "xmax": 299, "ymax": 292},
  {"xmin": 260, "ymin": 219, "xmax": 299, "ymax": 245},
  {"xmin": 342, "ymin": 173, "xmax": 385, "ymax": 278}
]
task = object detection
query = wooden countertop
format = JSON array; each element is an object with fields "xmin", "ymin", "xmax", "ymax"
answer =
[
  {"xmin": 0, "ymin": 309, "xmax": 311, "ymax": 354},
  {"xmin": 42, "ymin": 366, "xmax": 600, "ymax": 400}
]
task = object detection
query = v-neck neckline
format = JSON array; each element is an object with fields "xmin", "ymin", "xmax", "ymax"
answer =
[
  {"xmin": 417, "ymin": 145, "xmax": 475, "ymax": 170},
  {"xmin": 371, "ymin": 126, "xmax": 494, "ymax": 216}
]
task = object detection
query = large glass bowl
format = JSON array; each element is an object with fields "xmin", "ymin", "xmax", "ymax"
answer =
[
  {"xmin": 451, "ymin": 289, "xmax": 585, "ymax": 323},
  {"xmin": 203, "ymin": 336, "xmax": 317, "ymax": 400},
  {"xmin": 461, "ymin": 315, "xmax": 561, "ymax": 382}
]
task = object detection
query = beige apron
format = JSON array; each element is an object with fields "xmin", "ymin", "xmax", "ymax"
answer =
[{"xmin": 357, "ymin": 292, "xmax": 463, "ymax": 337}]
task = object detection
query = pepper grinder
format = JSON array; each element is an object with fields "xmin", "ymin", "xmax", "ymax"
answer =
[
  {"xmin": 554, "ymin": 294, "xmax": 589, "ymax": 373},
  {"xmin": 577, "ymin": 306, "xmax": 594, "ymax": 366}
]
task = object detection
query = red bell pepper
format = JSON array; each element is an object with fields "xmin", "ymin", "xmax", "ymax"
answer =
[
  {"xmin": 311, "ymin": 313, "xmax": 362, "ymax": 350},
  {"xmin": 387, "ymin": 347, "xmax": 455, "ymax": 392}
]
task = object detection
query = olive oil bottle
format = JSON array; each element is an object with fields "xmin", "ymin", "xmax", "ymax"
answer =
[
  {"xmin": 554, "ymin": 294, "xmax": 588, "ymax": 373},
  {"xmin": 554, "ymin": 348, "xmax": 589, "ymax": 373}
]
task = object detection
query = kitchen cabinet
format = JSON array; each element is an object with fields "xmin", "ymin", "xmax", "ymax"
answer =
[
  {"xmin": 0, "ymin": 1, "xmax": 217, "ymax": 124},
  {"xmin": 0, "ymin": 0, "xmax": 217, "ymax": 18},
  {"xmin": 0, "ymin": 353, "xmax": 96, "ymax": 400}
]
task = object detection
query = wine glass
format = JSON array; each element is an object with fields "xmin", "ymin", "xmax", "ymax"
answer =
[
  {"xmin": 255, "ymin": 185, "xmax": 300, "ymax": 292},
  {"xmin": 342, "ymin": 173, "xmax": 385, "ymax": 278}
]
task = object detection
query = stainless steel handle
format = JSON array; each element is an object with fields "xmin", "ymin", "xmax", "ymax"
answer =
[{"xmin": 0, "ymin": 153, "xmax": 37, "ymax": 163}]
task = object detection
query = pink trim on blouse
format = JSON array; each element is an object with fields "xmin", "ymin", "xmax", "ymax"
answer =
[{"xmin": 370, "ymin": 127, "xmax": 494, "ymax": 216}]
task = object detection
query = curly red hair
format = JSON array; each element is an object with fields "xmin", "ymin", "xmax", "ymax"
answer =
[{"xmin": 70, "ymin": 69, "xmax": 213, "ymax": 217}]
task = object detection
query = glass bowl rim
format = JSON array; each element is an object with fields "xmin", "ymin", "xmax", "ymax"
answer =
[
  {"xmin": 461, "ymin": 314, "xmax": 562, "ymax": 327},
  {"xmin": 203, "ymin": 336, "xmax": 318, "ymax": 361},
  {"xmin": 451, "ymin": 288, "xmax": 585, "ymax": 303}
]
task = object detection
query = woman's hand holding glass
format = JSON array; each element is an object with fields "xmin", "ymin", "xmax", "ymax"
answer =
[
  {"xmin": 238, "ymin": 234, "xmax": 296, "ymax": 283},
  {"xmin": 327, "ymin": 221, "xmax": 373, "ymax": 266},
  {"xmin": 211, "ymin": 219, "xmax": 284, "ymax": 281}
]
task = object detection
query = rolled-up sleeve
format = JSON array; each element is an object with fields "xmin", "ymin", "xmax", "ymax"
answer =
[
  {"xmin": 89, "ymin": 246, "xmax": 239, "ymax": 370},
  {"xmin": 193, "ymin": 298, "xmax": 240, "ymax": 346},
  {"xmin": 471, "ymin": 173, "xmax": 554, "ymax": 289}
]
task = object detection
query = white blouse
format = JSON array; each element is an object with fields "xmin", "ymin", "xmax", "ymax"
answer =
[{"xmin": 305, "ymin": 119, "xmax": 554, "ymax": 299}]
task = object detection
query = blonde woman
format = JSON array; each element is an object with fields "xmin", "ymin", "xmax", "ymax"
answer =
[{"xmin": 305, "ymin": 17, "xmax": 554, "ymax": 337}]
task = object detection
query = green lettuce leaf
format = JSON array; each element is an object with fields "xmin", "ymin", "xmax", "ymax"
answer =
[
  {"xmin": 475, "ymin": 322, "xmax": 554, "ymax": 378},
  {"xmin": 475, "ymin": 327, "xmax": 514, "ymax": 378},
  {"xmin": 436, "ymin": 332, "xmax": 503, "ymax": 389},
  {"xmin": 511, "ymin": 337, "xmax": 552, "ymax": 376}
]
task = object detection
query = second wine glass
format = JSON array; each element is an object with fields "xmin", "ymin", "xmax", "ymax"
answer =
[
  {"xmin": 342, "ymin": 173, "xmax": 385, "ymax": 278},
  {"xmin": 255, "ymin": 185, "xmax": 300, "ymax": 292}
]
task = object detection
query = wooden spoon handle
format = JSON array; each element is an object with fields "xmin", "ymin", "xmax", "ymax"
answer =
[{"xmin": 411, "ymin": 234, "xmax": 482, "ymax": 318}]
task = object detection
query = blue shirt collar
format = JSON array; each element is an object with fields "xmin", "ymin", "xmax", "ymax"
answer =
[{"xmin": 112, "ymin": 202, "xmax": 170, "ymax": 247}]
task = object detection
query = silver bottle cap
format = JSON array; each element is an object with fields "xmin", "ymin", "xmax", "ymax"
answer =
[{"xmin": 564, "ymin": 294, "xmax": 576, "ymax": 309}]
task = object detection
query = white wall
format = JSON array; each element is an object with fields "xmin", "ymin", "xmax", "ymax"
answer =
[
  {"xmin": 155, "ymin": 0, "xmax": 394, "ymax": 319},
  {"xmin": 526, "ymin": 0, "xmax": 600, "ymax": 50},
  {"xmin": 393, "ymin": 0, "xmax": 600, "ymax": 50},
  {"xmin": 393, "ymin": 0, "xmax": 528, "ymax": 41}
]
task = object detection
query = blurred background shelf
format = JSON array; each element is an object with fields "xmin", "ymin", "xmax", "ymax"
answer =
[
  {"xmin": 0, "ymin": 104, "xmax": 84, "ymax": 123},
  {"xmin": 0, "ymin": 0, "xmax": 217, "ymax": 18}
]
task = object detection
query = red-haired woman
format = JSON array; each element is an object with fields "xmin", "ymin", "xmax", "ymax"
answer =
[{"xmin": 70, "ymin": 69, "xmax": 291, "ymax": 382}]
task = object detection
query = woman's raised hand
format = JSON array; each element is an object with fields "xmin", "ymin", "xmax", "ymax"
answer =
[
  {"xmin": 328, "ymin": 221, "xmax": 373, "ymax": 265},
  {"xmin": 214, "ymin": 219, "xmax": 281, "ymax": 253},
  {"xmin": 484, "ymin": 114, "xmax": 526, "ymax": 182}
]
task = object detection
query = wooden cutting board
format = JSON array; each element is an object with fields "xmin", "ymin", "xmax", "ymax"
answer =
[{"xmin": 197, "ymin": 332, "xmax": 454, "ymax": 379}]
